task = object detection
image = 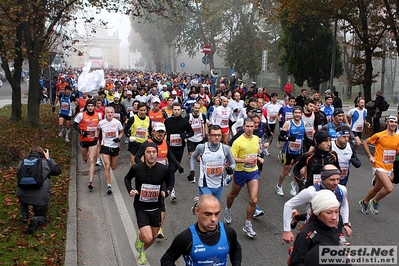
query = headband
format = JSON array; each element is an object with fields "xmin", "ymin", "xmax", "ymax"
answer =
[{"xmin": 321, "ymin": 168, "xmax": 341, "ymax": 180}]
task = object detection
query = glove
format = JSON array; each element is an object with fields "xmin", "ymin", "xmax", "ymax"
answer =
[
  {"xmin": 204, "ymin": 134, "xmax": 208, "ymax": 142},
  {"xmin": 187, "ymin": 170, "xmax": 195, "ymax": 182},
  {"xmin": 225, "ymin": 166, "xmax": 234, "ymax": 175},
  {"xmin": 113, "ymin": 138, "xmax": 120, "ymax": 143},
  {"xmin": 52, "ymin": 107, "xmax": 55, "ymax": 112},
  {"xmin": 178, "ymin": 165, "xmax": 184, "ymax": 173},
  {"xmin": 180, "ymin": 133, "xmax": 188, "ymax": 139},
  {"xmin": 80, "ymin": 130, "xmax": 88, "ymax": 137},
  {"xmin": 287, "ymin": 136, "xmax": 296, "ymax": 142},
  {"xmin": 129, "ymin": 136, "xmax": 136, "ymax": 142}
]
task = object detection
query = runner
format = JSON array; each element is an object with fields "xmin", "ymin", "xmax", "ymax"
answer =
[
  {"xmin": 52, "ymin": 85, "xmax": 76, "ymax": 142},
  {"xmin": 73, "ymin": 100, "xmax": 101, "ymax": 190},
  {"xmin": 186, "ymin": 102, "xmax": 208, "ymax": 161},
  {"xmin": 224, "ymin": 118, "xmax": 262, "ymax": 238},
  {"xmin": 97, "ymin": 106, "xmax": 124, "ymax": 193},
  {"xmin": 359, "ymin": 115, "xmax": 399, "ymax": 215},
  {"xmin": 211, "ymin": 96, "xmax": 232, "ymax": 144},
  {"xmin": 347, "ymin": 98, "xmax": 370, "ymax": 140},
  {"xmin": 124, "ymin": 142, "xmax": 173, "ymax": 265}
]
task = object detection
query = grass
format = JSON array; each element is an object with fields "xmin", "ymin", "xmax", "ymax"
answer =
[{"xmin": 0, "ymin": 104, "xmax": 71, "ymax": 265}]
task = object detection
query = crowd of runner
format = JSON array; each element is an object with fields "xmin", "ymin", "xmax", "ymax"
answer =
[{"xmin": 51, "ymin": 69, "xmax": 399, "ymax": 265}]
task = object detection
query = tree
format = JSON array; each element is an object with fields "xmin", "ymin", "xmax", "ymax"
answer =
[
  {"xmin": 0, "ymin": 0, "xmax": 183, "ymax": 125},
  {"xmin": 279, "ymin": 11, "xmax": 343, "ymax": 88}
]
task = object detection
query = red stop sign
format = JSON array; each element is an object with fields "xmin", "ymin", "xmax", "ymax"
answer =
[{"xmin": 203, "ymin": 44, "xmax": 211, "ymax": 55}]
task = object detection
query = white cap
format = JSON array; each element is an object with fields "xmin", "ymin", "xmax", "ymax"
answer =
[
  {"xmin": 113, "ymin": 92, "xmax": 120, "ymax": 99},
  {"xmin": 154, "ymin": 123, "xmax": 166, "ymax": 132},
  {"xmin": 152, "ymin": 97, "xmax": 161, "ymax": 103}
]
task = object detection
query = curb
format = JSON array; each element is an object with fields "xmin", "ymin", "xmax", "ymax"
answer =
[{"xmin": 64, "ymin": 131, "xmax": 77, "ymax": 265}]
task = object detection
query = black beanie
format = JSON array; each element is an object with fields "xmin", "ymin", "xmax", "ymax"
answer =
[
  {"xmin": 142, "ymin": 142, "xmax": 158, "ymax": 153},
  {"xmin": 314, "ymin": 130, "xmax": 330, "ymax": 145}
]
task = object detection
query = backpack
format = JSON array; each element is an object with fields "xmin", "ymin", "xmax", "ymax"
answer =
[
  {"xmin": 379, "ymin": 98, "xmax": 389, "ymax": 111},
  {"xmin": 17, "ymin": 156, "xmax": 44, "ymax": 189}
]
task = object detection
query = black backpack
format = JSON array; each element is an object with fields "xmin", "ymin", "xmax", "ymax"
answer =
[
  {"xmin": 379, "ymin": 98, "xmax": 390, "ymax": 111},
  {"xmin": 17, "ymin": 156, "xmax": 44, "ymax": 189}
]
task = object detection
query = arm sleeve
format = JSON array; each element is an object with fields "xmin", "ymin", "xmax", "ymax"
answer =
[
  {"xmin": 225, "ymin": 225, "xmax": 242, "ymax": 266},
  {"xmin": 350, "ymin": 146, "xmax": 361, "ymax": 168},
  {"xmin": 124, "ymin": 167, "xmax": 134, "ymax": 193},
  {"xmin": 73, "ymin": 122, "xmax": 80, "ymax": 132},
  {"xmin": 223, "ymin": 145, "xmax": 236, "ymax": 170},
  {"xmin": 134, "ymin": 143, "xmax": 146, "ymax": 164},
  {"xmin": 166, "ymin": 141, "xmax": 180, "ymax": 166},
  {"xmin": 339, "ymin": 186, "xmax": 349, "ymax": 224},
  {"xmin": 278, "ymin": 130, "xmax": 288, "ymax": 142},
  {"xmin": 160, "ymin": 229, "xmax": 192, "ymax": 266},
  {"xmin": 190, "ymin": 145, "xmax": 204, "ymax": 171},
  {"xmin": 124, "ymin": 116, "xmax": 134, "ymax": 137}
]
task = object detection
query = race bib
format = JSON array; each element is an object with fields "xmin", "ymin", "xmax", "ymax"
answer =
[
  {"xmin": 192, "ymin": 126, "xmax": 202, "ymax": 133},
  {"xmin": 244, "ymin": 154, "xmax": 257, "ymax": 168},
  {"xmin": 135, "ymin": 127, "xmax": 147, "ymax": 139},
  {"xmin": 114, "ymin": 113, "xmax": 121, "ymax": 120},
  {"xmin": 61, "ymin": 102, "xmax": 70, "ymax": 111},
  {"xmin": 305, "ymin": 127, "xmax": 314, "ymax": 139},
  {"xmin": 313, "ymin": 174, "xmax": 321, "ymax": 184},
  {"xmin": 269, "ymin": 115, "xmax": 277, "ymax": 123},
  {"xmin": 205, "ymin": 162, "xmax": 223, "ymax": 178},
  {"xmin": 86, "ymin": 126, "xmax": 97, "ymax": 137},
  {"xmin": 289, "ymin": 140, "xmax": 302, "ymax": 152},
  {"xmin": 285, "ymin": 112, "xmax": 293, "ymax": 121},
  {"xmin": 383, "ymin": 150, "xmax": 396, "ymax": 164},
  {"xmin": 341, "ymin": 167, "xmax": 348, "ymax": 178},
  {"xmin": 157, "ymin": 157, "xmax": 167, "ymax": 165},
  {"xmin": 170, "ymin": 134, "xmax": 182, "ymax": 147},
  {"xmin": 104, "ymin": 130, "xmax": 117, "ymax": 138},
  {"xmin": 355, "ymin": 125, "xmax": 363, "ymax": 132},
  {"xmin": 221, "ymin": 119, "xmax": 229, "ymax": 126},
  {"xmin": 139, "ymin": 184, "xmax": 161, "ymax": 202}
]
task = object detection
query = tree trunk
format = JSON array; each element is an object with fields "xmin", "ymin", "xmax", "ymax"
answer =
[
  {"xmin": 27, "ymin": 60, "xmax": 41, "ymax": 126},
  {"xmin": 363, "ymin": 48, "xmax": 374, "ymax": 103}
]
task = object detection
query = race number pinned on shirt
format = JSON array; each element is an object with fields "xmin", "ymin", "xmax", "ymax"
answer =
[
  {"xmin": 135, "ymin": 127, "xmax": 147, "ymax": 139},
  {"xmin": 383, "ymin": 150, "xmax": 396, "ymax": 164},
  {"xmin": 86, "ymin": 126, "xmax": 97, "ymax": 137},
  {"xmin": 170, "ymin": 134, "xmax": 182, "ymax": 147},
  {"xmin": 139, "ymin": 184, "xmax": 161, "ymax": 202},
  {"xmin": 285, "ymin": 112, "xmax": 293, "ymax": 121},
  {"xmin": 205, "ymin": 162, "xmax": 223, "ymax": 178},
  {"xmin": 289, "ymin": 140, "xmax": 302, "ymax": 152},
  {"xmin": 244, "ymin": 154, "xmax": 257, "ymax": 168},
  {"xmin": 105, "ymin": 130, "xmax": 117, "ymax": 138},
  {"xmin": 314, "ymin": 174, "xmax": 321, "ymax": 184}
]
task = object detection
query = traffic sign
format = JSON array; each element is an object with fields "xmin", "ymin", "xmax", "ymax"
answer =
[
  {"xmin": 180, "ymin": 62, "xmax": 185, "ymax": 68},
  {"xmin": 203, "ymin": 44, "xmax": 211, "ymax": 55},
  {"xmin": 202, "ymin": 55, "xmax": 209, "ymax": 65}
]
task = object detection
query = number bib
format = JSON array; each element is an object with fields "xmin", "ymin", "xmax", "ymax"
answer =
[
  {"xmin": 383, "ymin": 150, "xmax": 396, "ymax": 164},
  {"xmin": 113, "ymin": 113, "xmax": 121, "ymax": 120},
  {"xmin": 269, "ymin": 113, "xmax": 277, "ymax": 123},
  {"xmin": 340, "ymin": 167, "xmax": 348, "ymax": 178},
  {"xmin": 305, "ymin": 127, "xmax": 314, "ymax": 139},
  {"xmin": 192, "ymin": 125, "xmax": 202, "ymax": 133},
  {"xmin": 86, "ymin": 126, "xmax": 97, "ymax": 137},
  {"xmin": 135, "ymin": 127, "xmax": 147, "ymax": 139},
  {"xmin": 285, "ymin": 112, "xmax": 293, "ymax": 121},
  {"xmin": 139, "ymin": 184, "xmax": 161, "ymax": 202},
  {"xmin": 61, "ymin": 102, "xmax": 70, "ymax": 111},
  {"xmin": 157, "ymin": 157, "xmax": 167, "ymax": 165},
  {"xmin": 105, "ymin": 130, "xmax": 117, "ymax": 138},
  {"xmin": 244, "ymin": 154, "xmax": 257, "ymax": 168},
  {"xmin": 355, "ymin": 125, "xmax": 363, "ymax": 132},
  {"xmin": 289, "ymin": 140, "xmax": 302, "ymax": 152},
  {"xmin": 170, "ymin": 134, "xmax": 182, "ymax": 147},
  {"xmin": 221, "ymin": 119, "xmax": 229, "ymax": 126},
  {"xmin": 205, "ymin": 162, "xmax": 223, "ymax": 178}
]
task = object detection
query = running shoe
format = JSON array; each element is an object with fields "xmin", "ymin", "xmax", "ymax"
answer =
[
  {"xmin": 369, "ymin": 198, "xmax": 379, "ymax": 214},
  {"xmin": 276, "ymin": 184, "xmax": 284, "ymax": 196},
  {"xmin": 289, "ymin": 181, "xmax": 297, "ymax": 196},
  {"xmin": 170, "ymin": 189, "xmax": 177, "ymax": 201},
  {"xmin": 290, "ymin": 209, "xmax": 300, "ymax": 229},
  {"xmin": 191, "ymin": 197, "xmax": 200, "ymax": 214},
  {"xmin": 157, "ymin": 228, "xmax": 165, "ymax": 239},
  {"xmin": 224, "ymin": 207, "xmax": 232, "ymax": 224},
  {"xmin": 243, "ymin": 224, "xmax": 257, "ymax": 238},
  {"xmin": 224, "ymin": 175, "xmax": 231, "ymax": 186},
  {"xmin": 58, "ymin": 128, "xmax": 64, "ymax": 138},
  {"xmin": 138, "ymin": 250, "xmax": 147, "ymax": 265},
  {"xmin": 276, "ymin": 142, "xmax": 281, "ymax": 149},
  {"xmin": 95, "ymin": 158, "xmax": 102, "ymax": 166},
  {"xmin": 359, "ymin": 200, "xmax": 369, "ymax": 214},
  {"xmin": 338, "ymin": 233, "xmax": 350, "ymax": 246},
  {"xmin": 288, "ymin": 170, "xmax": 292, "ymax": 177},
  {"xmin": 253, "ymin": 206, "xmax": 264, "ymax": 217},
  {"xmin": 264, "ymin": 148, "xmax": 270, "ymax": 156},
  {"xmin": 27, "ymin": 217, "xmax": 39, "ymax": 234},
  {"xmin": 65, "ymin": 137, "xmax": 70, "ymax": 143},
  {"xmin": 135, "ymin": 231, "xmax": 143, "ymax": 252},
  {"xmin": 107, "ymin": 184, "xmax": 112, "ymax": 194},
  {"xmin": 187, "ymin": 174, "xmax": 196, "ymax": 183},
  {"xmin": 88, "ymin": 181, "xmax": 93, "ymax": 190},
  {"xmin": 124, "ymin": 138, "xmax": 129, "ymax": 144}
]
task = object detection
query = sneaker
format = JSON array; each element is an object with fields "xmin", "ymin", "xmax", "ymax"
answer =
[
  {"xmin": 88, "ymin": 181, "xmax": 93, "ymax": 190},
  {"xmin": 224, "ymin": 207, "xmax": 232, "ymax": 224},
  {"xmin": 138, "ymin": 250, "xmax": 147, "ymax": 265},
  {"xmin": 157, "ymin": 228, "xmax": 165, "ymax": 239},
  {"xmin": 369, "ymin": 198, "xmax": 379, "ymax": 214},
  {"xmin": 170, "ymin": 189, "xmax": 177, "ymax": 201},
  {"xmin": 253, "ymin": 206, "xmax": 264, "ymax": 217},
  {"xmin": 135, "ymin": 231, "xmax": 143, "ymax": 252},
  {"xmin": 359, "ymin": 200, "xmax": 369, "ymax": 214},
  {"xmin": 338, "ymin": 233, "xmax": 350, "ymax": 246},
  {"xmin": 65, "ymin": 137, "xmax": 70, "ymax": 143},
  {"xmin": 107, "ymin": 185, "xmax": 112, "ymax": 194},
  {"xmin": 224, "ymin": 175, "xmax": 231, "ymax": 186},
  {"xmin": 58, "ymin": 128, "xmax": 64, "ymax": 138},
  {"xmin": 27, "ymin": 217, "xmax": 39, "ymax": 234},
  {"xmin": 276, "ymin": 184, "xmax": 284, "ymax": 196},
  {"xmin": 288, "ymin": 170, "xmax": 292, "ymax": 177},
  {"xmin": 290, "ymin": 209, "xmax": 300, "ymax": 229},
  {"xmin": 187, "ymin": 174, "xmax": 196, "ymax": 183},
  {"xmin": 124, "ymin": 138, "xmax": 129, "ymax": 144},
  {"xmin": 289, "ymin": 181, "xmax": 297, "ymax": 196},
  {"xmin": 243, "ymin": 224, "xmax": 257, "ymax": 238},
  {"xmin": 191, "ymin": 197, "xmax": 200, "ymax": 214},
  {"xmin": 264, "ymin": 148, "xmax": 270, "ymax": 156},
  {"xmin": 95, "ymin": 158, "xmax": 102, "ymax": 166}
]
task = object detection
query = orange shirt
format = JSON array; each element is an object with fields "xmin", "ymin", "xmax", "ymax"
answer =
[{"xmin": 368, "ymin": 130, "xmax": 399, "ymax": 171}]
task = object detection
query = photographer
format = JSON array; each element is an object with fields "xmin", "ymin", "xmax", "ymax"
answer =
[{"xmin": 17, "ymin": 146, "xmax": 61, "ymax": 234}]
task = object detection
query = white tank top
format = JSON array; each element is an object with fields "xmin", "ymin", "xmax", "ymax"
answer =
[
  {"xmin": 199, "ymin": 143, "xmax": 226, "ymax": 188},
  {"xmin": 331, "ymin": 141, "xmax": 352, "ymax": 180}
]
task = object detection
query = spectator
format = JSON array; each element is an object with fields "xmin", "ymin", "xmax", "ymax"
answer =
[
  {"xmin": 17, "ymin": 146, "xmax": 61, "ymax": 234},
  {"xmin": 332, "ymin": 91, "xmax": 343, "ymax": 109},
  {"xmin": 284, "ymin": 81, "xmax": 293, "ymax": 97},
  {"xmin": 373, "ymin": 90, "xmax": 384, "ymax": 133}
]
